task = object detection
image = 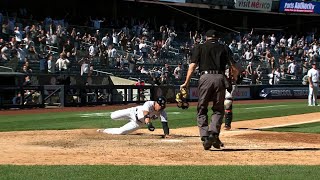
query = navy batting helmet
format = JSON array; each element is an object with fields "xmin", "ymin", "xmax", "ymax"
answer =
[{"xmin": 156, "ymin": 96, "xmax": 167, "ymax": 109}]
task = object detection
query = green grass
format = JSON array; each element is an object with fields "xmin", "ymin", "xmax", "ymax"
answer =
[
  {"xmin": 0, "ymin": 101, "xmax": 319, "ymax": 132},
  {"xmin": 265, "ymin": 122, "xmax": 320, "ymax": 134},
  {"xmin": 1, "ymin": 101, "xmax": 320, "ymax": 179},
  {"xmin": 0, "ymin": 165, "xmax": 320, "ymax": 180}
]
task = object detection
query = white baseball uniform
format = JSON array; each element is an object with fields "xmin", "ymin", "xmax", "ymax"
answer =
[
  {"xmin": 307, "ymin": 68, "xmax": 319, "ymax": 106},
  {"xmin": 100, "ymin": 101, "xmax": 168, "ymax": 135}
]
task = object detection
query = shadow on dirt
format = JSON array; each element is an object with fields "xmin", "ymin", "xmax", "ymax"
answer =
[{"xmin": 214, "ymin": 148, "xmax": 320, "ymax": 152}]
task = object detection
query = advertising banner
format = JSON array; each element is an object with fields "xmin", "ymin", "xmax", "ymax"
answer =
[
  {"xmin": 188, "ymin": 86, "xmax": 251, "ymax": 100},
  {"xmin": 260, "ymin": 87, "xmax": 319, "ymax": 99},
  {"xmin": 279, "ymin": 0, "xmax": 320, "ymax": 14},
  {"xmin": 235, "ymin": 0, "xmax": 272, "ymax": 11}
]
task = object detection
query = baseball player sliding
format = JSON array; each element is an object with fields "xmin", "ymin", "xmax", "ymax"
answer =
[{"xmin": 97, "ymin": 96, "xmax": 171, "ymax": 138}]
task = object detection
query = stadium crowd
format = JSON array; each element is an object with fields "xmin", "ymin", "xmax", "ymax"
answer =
[{"xmin": 0, "ymin": 8, "xmax": 318, "ymax": 86}]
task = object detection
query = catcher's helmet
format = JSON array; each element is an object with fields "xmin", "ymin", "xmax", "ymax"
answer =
[{"xmin": 156, "ymin": 96, "xmax": 167, "ymax": 109}]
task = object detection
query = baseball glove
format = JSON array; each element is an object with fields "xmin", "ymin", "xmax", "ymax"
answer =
[
  {"xmin": 176, "ymin": 87, "xmax": 189, "ymax": 109},
  {"xmin": 146, "ymin": 122, "xmax": 155, "ymax": 131},
  {"xmin": 229, "ymin": 62, "xmax": 245, "ymax": 84}
]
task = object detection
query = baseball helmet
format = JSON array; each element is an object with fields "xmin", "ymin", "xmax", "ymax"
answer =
[{"xmin": 156, "ymin": 96, "xmax": 167, "ymax": 109}]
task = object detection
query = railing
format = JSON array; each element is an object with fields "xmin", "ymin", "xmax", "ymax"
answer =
[
  {"xmin": 0, "ymin": 66, "xmax": 14, "ymax": 72},
  {"xmin": 46, "ymin": 45, "xmax": 59, "ymax": 55},
  {"xmin": 92, "ymin": 69, "xmax": 113, "ymax": 76}
]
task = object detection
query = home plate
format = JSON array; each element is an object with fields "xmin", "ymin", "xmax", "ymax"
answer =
[{"xmin": 161, "ymin": 139, "xmax": 184, "ymax": 143}]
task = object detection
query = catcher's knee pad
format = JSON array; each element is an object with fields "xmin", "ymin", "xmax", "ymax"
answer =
[{"xmin": 224, "ymin": 99, "xmax": 233, "ymax": 110}]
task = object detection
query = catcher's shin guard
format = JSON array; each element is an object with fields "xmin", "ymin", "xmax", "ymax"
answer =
[{"xmin": 224, "ymin": 105, "xmax": 232, "ymax": 128}]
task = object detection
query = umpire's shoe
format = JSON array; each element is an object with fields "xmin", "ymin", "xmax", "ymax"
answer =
[
  {"xmin": 202, "ymin": 134, "xmax": 224, "ymax": 150},
  {"xmin": 202, "ymin": 136, "xmax": 212, "ymax": 150}
]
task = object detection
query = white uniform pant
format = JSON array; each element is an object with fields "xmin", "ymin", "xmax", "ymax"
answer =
[
  {"xmin": 308, "ymin": 83, "xmax": 318, "ymax": 106},
  {"xmin": 102, "ymin": 108, "xmax": 143, "ymax": 135}
]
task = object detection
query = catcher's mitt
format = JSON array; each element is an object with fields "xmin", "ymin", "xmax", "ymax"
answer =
[
  {"xmin": 176, "ymin": 87, "xmax": 189, "ymax": 109},
  {"xmin": 229, "ymin": 62, "xmax": 244, "ymax": 84}
]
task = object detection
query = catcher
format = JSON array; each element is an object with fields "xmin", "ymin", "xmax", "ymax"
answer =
[{"xmin": 224, "ymin": 65, "xmax": 244, "ymax": 130}]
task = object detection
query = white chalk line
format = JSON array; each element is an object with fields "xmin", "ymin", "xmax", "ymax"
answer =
[
  {"xmin": 220, "ymin": 119, "xmax": 320, "ymax": 135},
  {"xmin": 245, "ymin": 105, "xmax": 288, "ymax": 110},
  {"xmin": 80, "ymin": 112, "xmax": 180, "ymax": 117},
  {"xmin": 161, "ymin": 139, "xmax": 184, "ymax": 143},
  {"xmin": 257, "ymin": 119, "xmax": 320, "ymax": 130}
]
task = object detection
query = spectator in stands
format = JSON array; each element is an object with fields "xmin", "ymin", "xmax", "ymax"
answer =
[
  {"xmin": 268, "ymin": 69, "xmax": 275, "ymax": 85},
  {"xmin": 279, "ymin": 35, "xmax": 286, "ymax": 55},
  {"xmin": 1, "ymin": 42, "xmax": 11, "ymax": 61},
  {"xmin": 23, "ymin": 75, "xmax": 31, "ymax": 86},
  {"xmin": 107, "ymin": 44, "xmax": 117, "ymax": 67},
  {"xmin": 119, "ymin": 33, "xmax": 128, "ymax": 51},
  {"xmin": 245, "ymin": 62, "xmax": 253, "ymax": 78},
  {"xmin": 94, "ymin": 30, "xmax": 102, "ymax": 45},
  {"xmin": 135, "ymin": 78, "xmax": 145, "ymax": 101},
  {"xmin": 139, "ymin": 38, "xmax": 148, "ymax": 63},
  {"xmin": 273, "ymin": 68, "xmax": 281, "ymax": 85},
  {"xmin": 16, "ymin": 43, "xmax": 27, "ymax": 64},
  {"xmin": 12, "ymin": 92, "xmax": 21, "ymax": 105},
  {"xmin": 80, "ymin": 58, "xmax": 89, "ymax": 76},
  {"xmin": 14, "ymin": 26, "xmax": 23, "ymax": 43},
  {"xmin": 88, "ymin": 42, "xmax": 98, "ymax": 59},
  {"xmin": 140, "ymin": 66, "xmax": 148, "ymax": 74},
  {"xmin": 302, "ymin": 61, "xmax": 309, "ymax": 76},
  {"xmin": 242, "ymin": 48, "xmax": 253, "ymax": 62},
  {"xmin": 89, "ymin": 16, "xmax": 105, "ymax": 30},
  {"xmin": 101, "ymin": 33, "xmax": 111, "ymax": 47},
  {"xmin": 270, "ymin": 34, "xmax": 277, "ymax": 48},
  {"xmin": 63, "ymin": 39, "xmax": 75, "ymax": 56},
  {"xmin": 287, "ymin": 60, "xmax": 297, "ymax": 79},
  {"xmin": 47, "ymin": 53, "xmax": 55, "ymax": 74},
  {"xmin": 112, "ymin": 28, "xmax": 122, "ymax": 47},
  {"xmin": 127, "ymin": 53, "xmax": 136, "ymax": 74},
  {"xmin": 39, "ymin": 53, "xmax": 48, "ymax": 74},
  {"xmin": 37, "ymin": 29, "xmax": 47, "ymax": 53},
  {"xmin": 173, "ymin": 62, "xmax": 183, "ymax": 80},
  {"xmin": 27, "ymin": 45, "xmax": 38, "ymax": 60},
  {"xmin": 251, "ymin": 70, "xmax": 259, "ymax": 85},
  {"xmin": 55, "ymin": 52, "xmax": 70, "ymax": 73}
]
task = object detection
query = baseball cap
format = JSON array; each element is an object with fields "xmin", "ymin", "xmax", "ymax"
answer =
[
  {"xmin": 312, "ymin": 61, "xmax": 317, "ymax": 65},
  {"xmin": 205, "ymin": 29, "xmax": 216, "ymax": 37}
]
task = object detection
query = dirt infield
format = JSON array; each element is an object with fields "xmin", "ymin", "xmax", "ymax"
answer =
[{"xmin": 1, "ymin": 99, "xmax": 320, "ymax": 165}]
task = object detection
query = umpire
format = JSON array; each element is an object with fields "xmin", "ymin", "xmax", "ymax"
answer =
[{"xmin": 180, "ymin": 29, "xmax": 241, "ymax": 150}]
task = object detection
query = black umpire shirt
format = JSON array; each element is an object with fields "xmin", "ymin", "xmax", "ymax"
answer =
[{"xmin": 191, "ymin": 39, "xmax": 235, "ymax": 72}]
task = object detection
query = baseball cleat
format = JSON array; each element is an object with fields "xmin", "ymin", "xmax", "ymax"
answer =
[{"xmin": 224, "ymin": 125, "xmax": 231, "ymax": 130}]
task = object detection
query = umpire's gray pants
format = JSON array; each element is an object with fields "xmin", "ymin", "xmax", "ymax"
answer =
[{"xmin": 197, "ymin": 74, "xmax": 226, "ymax": 137}]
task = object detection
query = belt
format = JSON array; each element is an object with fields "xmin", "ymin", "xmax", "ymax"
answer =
[
  {"xmin": 200, "ymin": 70, "xmax": 223, "ymax": 75},
  {"xmin": 314, "ymin": 82, "xmax": 318, "ymax": 83}
]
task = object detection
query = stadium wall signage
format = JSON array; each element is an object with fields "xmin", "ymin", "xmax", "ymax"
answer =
[
  {"xmin": 279, "ymin": 0, "xmax": 319, "ymax": 13},
  {"xmin": 234, "ymin": 0, "xmax": 272, "ymax": 11},
  {"xmin": 189, "ymin": 86, "xmax": 251, "ymax": 100},
  {"xmin": 259, "ymin": 87, "xmax": 318, "ymax": 99}
]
